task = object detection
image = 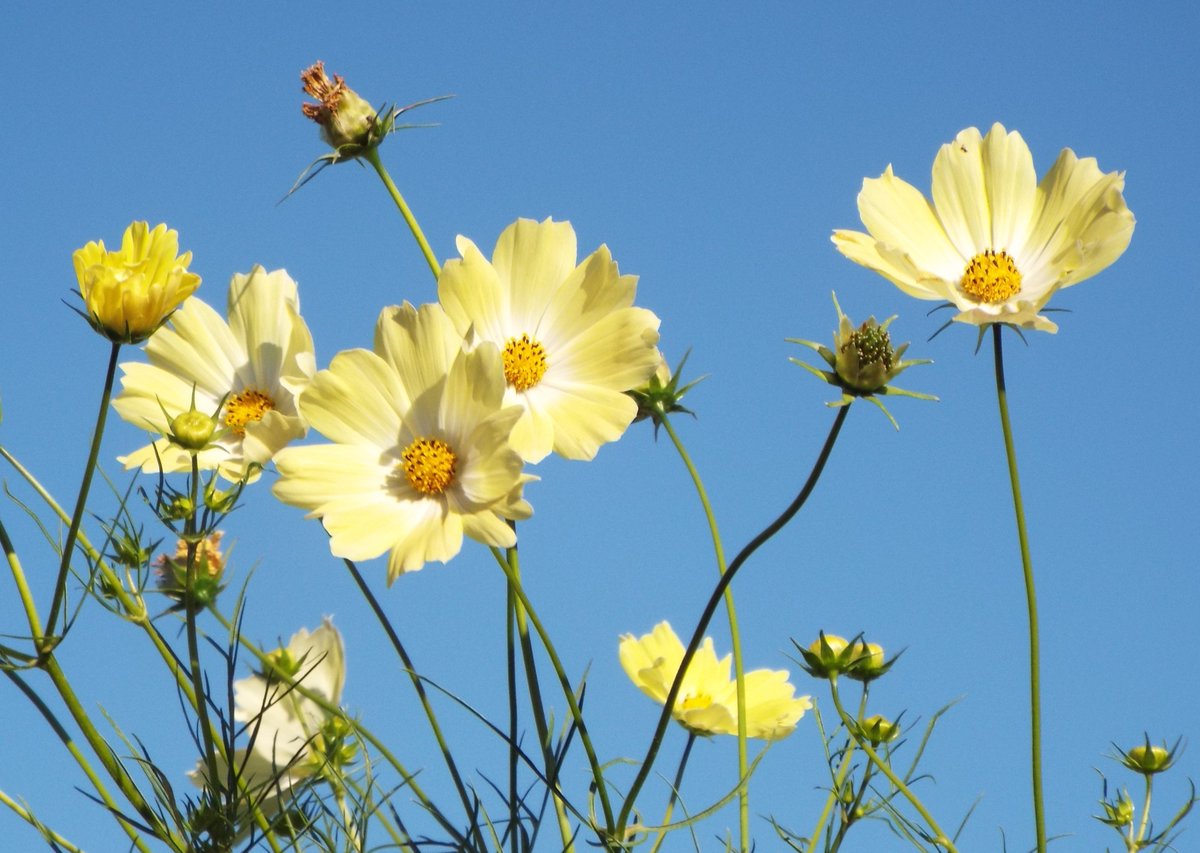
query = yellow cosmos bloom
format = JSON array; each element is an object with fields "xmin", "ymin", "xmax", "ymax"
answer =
[
  {"xmin": 833, "ymin": 123, "xmax": 1135, "ymax": 332},
  {"xmin": 438, "ymin": 218, "xmax": 662, "ymax": 463},
  {"xmin": 73, "ymin": 221, "xmax": 200, "ymax": 343},
  {"xmin": 272, "ymin": 303, "xmax": 533, "ymax": 582},
  {"xmin": 112, "ymin": 266, "xmax": 315, "ymax": 482},
  {"xmin": 619, "ymin": 621, "xmax": 811, "ymax": 740}
]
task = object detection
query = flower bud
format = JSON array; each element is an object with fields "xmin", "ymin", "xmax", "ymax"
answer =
[
  {"xmin": 629, "ymin": 351, "xmax": 703, "ymax": 432},
  {"xmin": 845, "ymin": 640, "xmax": 900, "ymax": 683},
  {"xmin": 797, "ymin": 632, "xmax": 858, "ymax": 679},
  {"xmin": 73, "ymin": 221, "xmax": 200, "ymax": 344},
  {"xmin": 1118, "ymin": 736, "xmax": 1179, "ymax": 776},
  {"xmin": 169, "ymin": 409, "xmax": 217, "ymax": 452},
  {"xmin": 858, "ymin": 714, "xmax": 900, "ymax": 745},
  {"xmin": 1095, "ymin": 788, "xmax": 1135, "ymax": 828}
]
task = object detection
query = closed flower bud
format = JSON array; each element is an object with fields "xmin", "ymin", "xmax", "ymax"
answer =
[
  {"xmin": 858, "ymin": 714, "xmax": 900, "ymax": 745},
  {"xmin": 169, "ymin": 408, "xmax": 217, "ymax": 452},
  {"xmin": 1095, "ymin": 788, "xmax": 1135, "ymax": 828},
  {"xmin": 846, "ymin": 640, "xmax": 901, "ymax": 683},
  {"xmin": 797, "ymin": 632, "xmax": 858, "ymax": 679},
  {"xmin": 629, "ymin": 352, "xmax": 704, "ymax": 432},
  {"xmin": 1118, "ymin": 736, "xmax": 1179, "ymax": 776}
]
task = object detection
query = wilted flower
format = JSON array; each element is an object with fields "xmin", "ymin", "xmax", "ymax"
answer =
[
  {"xmin": 619, "ymin": 621, "xmax": 811, "ymax": 740},
  {"xmin": 790, "ymin": 292, "xmax": 933, "ymax": 429},
  {"xmin": 155, "ymin": 532, "xmax": 227, "ymax": 610},
  {"xmin": 112, "ymin": 266, "xmax": 315, "ymax": 482},
  {"xmin": 833, "ymin": 123, "xmax": 1134, "ymax": 333},
  {"xmin": 300, "ymin": 61, "xmax": 380, "ymax": 153},
  {"xmin": 439, "ymin": 218, "xmax": 662, "ymax": 463},
  {"xmin": 273, "ymin": 303, "xmax": 533, "ymax": 582},
  {"xmin": 73, "ymin": 221, "xmax": 200, "ymax": 344}
]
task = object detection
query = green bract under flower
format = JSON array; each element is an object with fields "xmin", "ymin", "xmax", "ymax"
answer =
[{"xmin": 789, "ymin": 292, "xmax": 935, "ymax": 429}]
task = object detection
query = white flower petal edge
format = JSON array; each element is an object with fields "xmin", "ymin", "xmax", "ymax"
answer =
[
  {"xmin": 273, "ymin": 303, "xmax": 532, "ymax": 582},
  {"xmin": 113, "ymin": 266, "xmax": 314, "ymax": 480},
  {"xmin": 832, "ymin": 123, "xmax": 1134, "ymax": 333},
  {"xmin": 439, "ymin": 217, "xmax": 662, "ymax": 462}
]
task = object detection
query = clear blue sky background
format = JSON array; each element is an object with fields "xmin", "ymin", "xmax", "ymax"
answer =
[{"xmin": 2, "ymin": 3, "xmax": 1197, "ymax": 850}]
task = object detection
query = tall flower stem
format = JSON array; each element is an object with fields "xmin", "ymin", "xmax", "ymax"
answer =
[
  {"xmin": 616, "ymin": 405, "xmax": 850, "ymax": 839},
  {"xmin": 364, "ymin": 148, "xmax": 441, "ymax": 280},
  {"xmin": 660, "ymin": 413, "xmax": 750, "ymax": 850},
  {"xmin": 342, "ymin": 558, "xmax": 485, "ymax": 850},
  {"xmin": 991, "ymin": 325, "xmax": 1046, "ymax": 853},
  {"xmin": 42, "ymin": 341, "xmax": 121, "ymax": 651},
  {"xmin": 184, "ymin": 457, "xmax": 219, "ymax": 785},
  {"xmin": 648, "ymin": 733, "xmax": 697, "ymax": 853}
]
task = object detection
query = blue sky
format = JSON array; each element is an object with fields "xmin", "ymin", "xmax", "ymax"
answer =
[{"xmin": 2, "ymin": 3, "xmax": 1197, "ymax": 850}]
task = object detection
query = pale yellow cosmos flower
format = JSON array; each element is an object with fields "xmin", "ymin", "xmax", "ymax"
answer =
[
  {"xmin": 833, "ymin": 123, "xmax": 1135, "ymax": 332},
  {"xmin": 272, "ymin": 303, "xmax": 533, "ymax": 582},
  {"xmin": 112, "ymin": 266, "xmax": 315, "ymax": 482},
  {"xmin": 438, "ymin": 218, "xmax": 662, "ymax": 463},
  {"xmin": 619, "ymin": 621, "xmax": 811, "ymax": 740},
  {"xmin": 73, "ymin": 221, "xmax": 200, "ymax": 343}
]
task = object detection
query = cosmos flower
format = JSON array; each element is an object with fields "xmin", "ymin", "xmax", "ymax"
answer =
[
  {"xmin": 272, "ymin": 302, "xmax": 532, "ymax": 582},
  {"xmin": 619, "ymin": 621, "xmax": 811, "ymax": 740},
  {"xmin": 438, "ymin": 217, "xmax": 662, "ymax": 463},
  {"xmin": 73, "ymin": 221, "xmax": 200, "ymax": 344},
  {"xmin": 832, "ymin": 123, "xmax": 1134, "ymax": 332},
  {"xmin": 112, "ymin": 266, "xmax": 315, "ymax": 482}
]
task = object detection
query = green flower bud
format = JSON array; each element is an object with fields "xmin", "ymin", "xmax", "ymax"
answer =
[
  {"xmin": 797, "ymin": 632, "xmax": 858, "ymax": 679},
  {"xmin": 169, "ymin": 408, "xmax": 217, "ymax": 451},
  {"xmin": 858, "ymin": 714, "xmax": 900, "ymax": 745},
  {"xmin": 845, "ymin": 639, "xmax": 901, "ymax": 683},
  {"xmin": 1095, "ymin": 788, "xmax": 1135, "ymax": 828},
  {"xmin": 629, "ymin": 351, "xmax": 705, "ymax": 433},
  {"xmin": 1119, "ymin": 736, "xmax": 1179, "ymax": 776}
]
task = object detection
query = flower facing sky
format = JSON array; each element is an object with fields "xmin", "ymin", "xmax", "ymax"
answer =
[
  {"xmin": 619, "ymin": 621, "xmax": 811, "ymax": 740},
  {"xmin": 112, "ymin": 266, "xmax": 315, "ymax": 482},
  {"xmin": 832, "ymin": 123, "xmax": 1135, "ymax": 332},
  {"xmin": 272, "ymin": 302, "xmax": 532, "ymax": 582},
  {"xmin": 438, "ymin": 218, "xmax": 662, "ymax": 463},
  {"xmin": 190, "ymin": 619, "xmax": 347, "ymax": 829},
  {"xmin": 73, "ymin": 221, "xmax": 201, "ymax": 344}
]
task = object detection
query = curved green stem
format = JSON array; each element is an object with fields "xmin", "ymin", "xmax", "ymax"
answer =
[
  {"xmin": 648, "ymin": 733, "xmax": 696, "ymax": 853},
  {"xmin": 992, "ymin": 325, "xmax": 1046, "ymax": 853},
  {"xmin": 0, "ymin": 788, "xmax": 84, "ymax": 853},
  {"xmin": 617, "ymin": 405, "xmax": 850, "ymax": 838},
  {"xmin": 828, "ymin": 678, "xmax": 956, "ymax": 852},
  {"xmin": 43, "ymin": 341, "xmax": 121, "ymax": 650},
  {"xmin": 1136, "ymin": 774, "xmax": 1153, "ymax": 847},
  {"xmin": 1, "ymin": 516, "xmax": 44, "ymax": 645},
  {"xmin": 183, "ymin": 458, "xmax": 219, "ymax": 787},
  {"xmin": 341, "ymin": 558, "xmax": 485, "ymax": 849},
  {"xmin": 660, "ymin": 413, "xmax": 749, "ymax": 850},
  {"xmin": 363, "ymin": 148, "xmax": 441, "ymax": 280}
]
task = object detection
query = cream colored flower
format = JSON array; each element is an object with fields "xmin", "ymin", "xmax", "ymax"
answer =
[
  {"xmin": 833, "ymin": 123, "xmax": 1134, "ymax": 332},
  {"xmin": 619, "ymin": 621, "xmax": 811, "ymax": 740},
  {"xmin": 73, "ymin": 221, "xmax": 200, "ymax": 343},
  {"xmin": 190, "ymin": 619, "xmax": 346, "ymax": 822},
  {"xmin": 438, "ymin": 218, "xmax": 662, "ymax": 463},
  {"xmin": 272, "ymin": 302, "xmax": 533, "ymax": 582},
  {"xmin": 112, "ymin": 266, "xmax": 315, "ymax": 482}
]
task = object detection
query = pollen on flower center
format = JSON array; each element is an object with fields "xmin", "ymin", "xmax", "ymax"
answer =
[
  {"xmin": 502, "ymin": 333, "xmax": 548, "ymax": 391},
  {"xmin": 400, "ymin": 437, "xmax": 458, "ymax": 495},
  {"xmin": 960, "ymin": 250, "xmax": 1023, "ymax": 304},
  {"xmin": 224, "ymin": 389, "xmax": 276, "ymax": 435},
  {"xmin": 681, "ymin": 692, "xmax": 713, "ymax": 711}
]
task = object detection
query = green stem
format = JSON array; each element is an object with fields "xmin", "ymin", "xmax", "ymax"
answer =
[
  {"xmin": 828, "ymin": 679, "xmax": 955, "ymax": 852},
  {"xmin": 991, "ymin": 325, "xmax": 1046, "ymax": 853},
  {"xmin": 648, "ymin": 733, "xmax": 696, "ymax": 853},
  {"xmin": 341, "ymin": 558, "xmax": 485, "ymax": 850},
  {"xmin": 506, "ymin": 583, "xmax": 520, "ymax": 853},
  {"xmin": 364, "ymin": 148, "xmax": 441, "ymax": 280},
  {"xmin": 0, "ymin": 788, "xmax": 85, "ymax": 853},
  {"xmin": 805, "ymin": 730, "xmax": 856, "ymax": 853},
  {"xmin": 1, "ymin": 516, "xmax": 45, "ymax": 644},
  {"xmin": 1136, "ymin": 774, "xmax": 1153, "ymax": 847},
  {"xmin": 617, "ymin": 405, "xmax": 850, "ymax": 838},
  {"xmin": 660, "ymin": 413, "xmax": 750, "ymax": 850},
  {"xmin": 43, "ymin": 341, "xmax": 121, "ymax": 651},
  {"xmin": 184, "ymin": 458, "xmax": 219, "ymax": 786}
]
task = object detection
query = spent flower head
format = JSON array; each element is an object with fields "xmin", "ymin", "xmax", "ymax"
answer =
[
  {"xmin": 73, "ymin": 221, "xmax": 201, "ymax": 344},
  {"xmin": 155, "ymin": 532, "xmax": 227, "ymax": 611},
  {"xmin": 790, "ymin": 292, "xmax": 934, "ymax": 430}
]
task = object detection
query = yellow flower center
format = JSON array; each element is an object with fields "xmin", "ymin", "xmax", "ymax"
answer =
[
  {"xmin": 400, "ymin": 437, "xmax": 458, "ymax": 495},
  {"xmin": 502, "ymin": 333, "xmax": 548, "ymax": 391},
  {"xmin": 960, "ymin": 250, "xmax": 1022, "ymax": 303},
  {"xmin": 224, "ymin": 389, "xmax": 276, "ymax": 435},
  {"xmin": 680, "ymin": 692, "xmax": 713, "ymax": 711}
]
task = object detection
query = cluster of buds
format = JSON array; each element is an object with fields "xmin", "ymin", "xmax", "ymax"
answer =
[
  {"xmin": 789, "ymin": 292, "xmax": 934, "ymax": 429},
  {"xmin": 796, "ymin": 632, "xmax": 899, "ymax": 682},
  {"xmin": 155, "ymin": 532, "xmax": 227, "ymax": 611}
]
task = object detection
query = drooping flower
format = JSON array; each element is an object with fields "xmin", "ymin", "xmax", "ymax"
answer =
[
  {"xmin": 272, "ymin": 302, "xmax": 533, "ymax": 582},
  {"xmin": 190, "ymin": 619, "xmax": 348, "ymax": 829},
  {"xmin": 619, "ymin": 621, "xmax": 811, "ymax": 740},
  {"xmin": 833, "ymin": 123, "xmax": 1135, "ymax": 333},
  {"xmin": 73, "ymin": 221, "xmax": 201, "ymax": 343},
  {"xmin": 112, "ymin": 266, "xmax": 315, "ymax": 482},
  {"xmin": 438, "ymin": 218, "xmax": 662, "ymax": 463}
]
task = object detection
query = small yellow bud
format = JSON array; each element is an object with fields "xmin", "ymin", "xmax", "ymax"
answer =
[
  {"xmin": 797, "ymin": 632, "xmax": 857, "ymax": 679},
  {"xmin": 169, "ymin": 409, "xmax": 217, "ymax": 452},
  {"xmin": 1120, "ymin": 738, "xmax": 1178, "ymax": 776},
  {"xmin": 858, "ymin": 714, "xmax": 900, "ymax": 745}
]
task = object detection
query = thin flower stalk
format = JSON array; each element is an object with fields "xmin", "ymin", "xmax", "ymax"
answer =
[
  {"xmin": 0, "ymin": 788, "xmax": 85, "ymax": 853},
  {"xmin": 43, "ymin": 341, "xmax": 121, "ymax": 652},
  {"xmin": 363, "ymin": 148, "xmax": 441, "ymax": 280},
  {"xmin": 659, "ymin": 412, "xmax": 751, "ymax": 850},
  {"xmin": 617, "ymin": 404, "xmax": 850, "ymax": 839},
  {"xmin": 648, "ymin": 732, "xmax": 697, "ymax": 853},
  {"xmin": 992, "ymin": 325, "xmax": 1045, "ymax": 853},
  {"xmin": 182, "ymin": 457, "xmax": 220, "ymax": 787}
]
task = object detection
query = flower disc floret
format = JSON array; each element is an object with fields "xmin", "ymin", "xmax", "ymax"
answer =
[{"xmin": 832, "ymin": 123, "xmax": 1135, "ymax": 333}]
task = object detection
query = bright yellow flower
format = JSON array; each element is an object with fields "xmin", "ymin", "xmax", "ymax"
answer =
[
  {"xmin": 619, "ymin": 621, "xmax": 811, "ymax": 740},
  {"xmin": 439, "ymin": 218, "xmax": 662, "ymax": 463},
  {"xmin": 833, "ymin": 123, "xmax": 1134, "ymax": 332},
  {"xmin": 272, "ymin": 303, "xmax": 533, "ymax": 582},
  {"xmin": 73, "ymin": 221, "xmax": 200, "ymax": 343},
  {"xmin": 112, "ymin": 266, "xmax": 315, "ymax": 482}
]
